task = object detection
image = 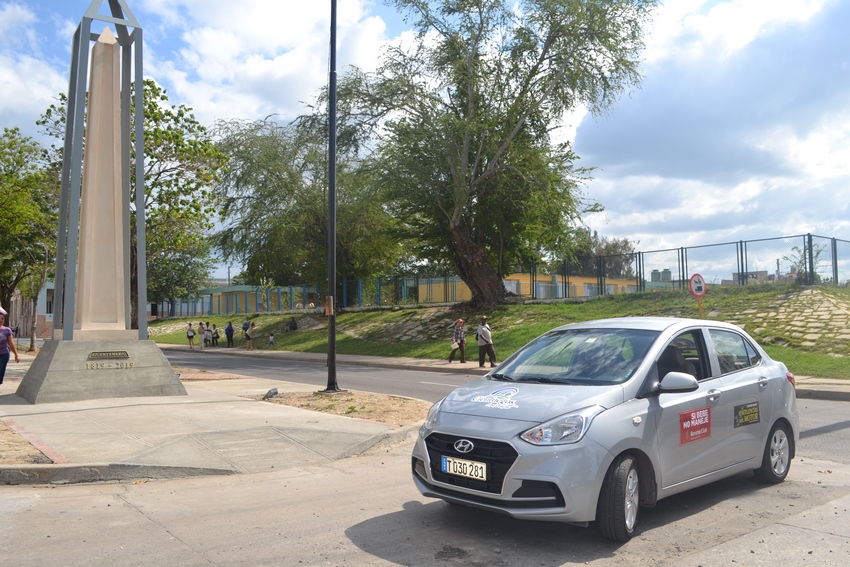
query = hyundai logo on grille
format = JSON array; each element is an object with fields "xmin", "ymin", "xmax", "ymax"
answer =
[{"xmin": 454, "ymin": 439, "xmax": 475, "ymax": 453}]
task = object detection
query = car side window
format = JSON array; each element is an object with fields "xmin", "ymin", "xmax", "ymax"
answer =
[
  {"xmin": 744, "ymin": 339, "xmax": 762, "ymax": 366},
  {"xmin": 657, "ymin": 331, "xmax": 708, "ymax": 380},
  {"xmin": 709, "ymin": 329, "xmax": 756, "ymax": 374}
]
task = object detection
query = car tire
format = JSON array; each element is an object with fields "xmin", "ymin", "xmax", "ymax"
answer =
[
  {"xmin": 597, "ymin": 454, "xmax": 640, "ymax": 542},
  {"xmin": 754, "ymin": 421, "xmax": 792, "ymax": 484}
]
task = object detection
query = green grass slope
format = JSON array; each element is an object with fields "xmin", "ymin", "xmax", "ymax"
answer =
[{"xmin": 151, "ymin": 284, "xmax": 850, "ymax": 379}]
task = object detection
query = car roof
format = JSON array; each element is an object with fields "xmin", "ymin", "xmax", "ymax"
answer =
[{"xmin": 551, "ymin": 316, "xmax": 741, "ymax": 334}]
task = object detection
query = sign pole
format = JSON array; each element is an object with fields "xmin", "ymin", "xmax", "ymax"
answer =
[{"xmin": 688, "ymin": 273, "xmax": 707, "ymax": 319}]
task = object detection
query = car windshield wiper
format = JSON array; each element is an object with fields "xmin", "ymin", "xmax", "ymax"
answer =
[
  {"xmin": 520, "ymin": 377, "xmax": 588, "ymax": 385},
  {"xmin": 489, "ymin": 373, "xmax": 515, "ymax": 381}
]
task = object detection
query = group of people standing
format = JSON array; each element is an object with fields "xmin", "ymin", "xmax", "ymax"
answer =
[
  {"xmin": 187, "ymin": 321, "xmax": 240, "ymax": 350},
  {"xmin": 186, "ymin": 317, "xmax": 287, "ymax": 352},
  {"xmin": 448, "ymin": 316, "xmax": 497, "ymax": 368}
]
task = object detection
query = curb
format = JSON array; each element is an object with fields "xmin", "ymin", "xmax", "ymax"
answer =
[
  {"xmin": 795, "ymin": 388, "xmax": 850, "ymax": 402},
  {"xmin": 0, "ymin": 463, "xmax": 234, "ymax": 485},
  {"xmin": 0, "ymin": 421, "xmax": 424, "ymax": 486},
  {"xmin": 335, "ymin": 422, "xmax": 423, "ymax": 460},
  {"xmin": 157, "ymin": 343, "xmax": 494, "ymax": 375}
]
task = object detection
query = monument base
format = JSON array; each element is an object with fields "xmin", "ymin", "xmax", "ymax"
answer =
[
  {"xmin": 54, "ymin": 329, "xmax": 139, "ymax": 341},
  {"xmin": 16, "ymin": 340, "xmax": 186, "ymax": 404}
]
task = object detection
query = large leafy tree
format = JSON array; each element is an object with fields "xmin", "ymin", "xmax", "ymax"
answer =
[
  {"xmin": 347, "ymin": 0, "xmax": 655, "ymax": 305},
  {"xmin": 0, "ymin": 127, "xmax": 57, "ymax": 315},
  {"xmin": 213, "ymin": 118, "xmax": 402, "ymax": 287},
  {"xmin": 38, "ymin": 80, "xmax": 226, "ymax": 325},
  {"xmin": 147, "ymin": 238, "xmax": 216, "ymax": 316}
]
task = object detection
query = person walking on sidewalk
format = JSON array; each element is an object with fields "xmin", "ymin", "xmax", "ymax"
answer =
[
  {"xmin": 477, "ymin": 316, "xmax": 497, "ymax": 368},
  {"xmin": 448, "ymin": 318, "xmax": 466, "ymax": 363},
  {"xmin": 0, "ymin": 311, "xmax": 20, "ymax": 385}
]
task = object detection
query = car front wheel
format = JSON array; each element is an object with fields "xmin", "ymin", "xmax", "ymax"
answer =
[
  {"xmin": 755, "ymin": 421, "xmax": 792, "ymax": 484},
  {"xmin": 597, "ymin": 454, "xmax": 639, "ymax": 542}
]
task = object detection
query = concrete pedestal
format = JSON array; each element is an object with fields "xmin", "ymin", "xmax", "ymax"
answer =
[{"xmin": 16, "ymin": 340, "xmax": 186, "ymax": 404}]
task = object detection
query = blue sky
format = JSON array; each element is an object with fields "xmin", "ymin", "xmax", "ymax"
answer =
[{"xmin": 1, "ymin": 0, "xmax": 848, "ymax": 280}]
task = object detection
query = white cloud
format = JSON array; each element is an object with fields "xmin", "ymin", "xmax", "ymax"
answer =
[
  {"xmin": 0, "ymin": 4, "xmax": 68, "ymax": 137},
  {"xmin": 575, "ymin": 0, "xmax": 849, "ymax": 255},
  {"xmin": 0, "ymin": 3, "xmax": 37, "ymax": 46},
  {"xmin": 137, "ymin": 0, "xmax": 391, "ymax": 126},
  {"xmin": 645, "ymin": 0, "xmax": 827, "ymax": 63},
  {"xmin": 753, "ymin": 114, "xmax": 850, "ymax": 180}
]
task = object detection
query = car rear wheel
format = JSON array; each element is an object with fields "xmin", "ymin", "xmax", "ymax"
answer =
[
  {"xmin": 755, "ymin": 421, "xmax": 792, "ymax": 484},
  {"xmin": 597, "ymin": 454, "xmax": 639, "ymax": 542}
]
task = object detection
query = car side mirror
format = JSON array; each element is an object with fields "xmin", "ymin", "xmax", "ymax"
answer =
[{"xmin": 658, "ymin": 371, "xmax": 699, "ymax": 393}]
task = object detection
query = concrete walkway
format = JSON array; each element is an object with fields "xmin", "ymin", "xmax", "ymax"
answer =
[{"xmin": 1, "ymin": 344, "xmax": 848, "ymax": 485}]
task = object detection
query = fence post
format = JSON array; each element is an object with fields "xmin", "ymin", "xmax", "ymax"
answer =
[
  {"xmin": 636, "ymin": 252, "xmax": 643, "ymax": 293},
  {"xmin": 596, "ymin": 256, "xmax": 603, "ymax": 296},
  {"xmin": 736, "ymin": 241, "xmax": 744, "ymax": 286},
  {"xmin": 832, "ymin": 238, "xmax": 839, "ymax": 285},
  {"xmin": 806, "ymin": 233, "xmax": 815, "ymax": 285},
  {"xmin": 560, "ymin": 260, "xmax": 566, "ymax": 298}
]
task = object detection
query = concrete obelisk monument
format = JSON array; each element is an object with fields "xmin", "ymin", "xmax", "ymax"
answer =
[{"xmin": 17, "ymin": 0, "xmax": 185, "ymax": 403}]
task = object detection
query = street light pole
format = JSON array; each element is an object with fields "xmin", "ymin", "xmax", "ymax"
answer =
[{"xmin": 323, "ymin": 0, "xmax": 340, "ymax": 392}]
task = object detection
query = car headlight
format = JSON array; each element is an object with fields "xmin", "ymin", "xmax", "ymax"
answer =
[
  {"xmin": 520, "ymin": 405, "xmax": 605, "ymax": 445},
  {"xmin": 422, "ymin": 398, "xmax": 445, "ymax": 432}
]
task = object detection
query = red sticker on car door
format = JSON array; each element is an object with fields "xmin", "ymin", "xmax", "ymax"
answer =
[{"xmin": 679, "ymin": 407, "xmax": 712, "ymax": 445}]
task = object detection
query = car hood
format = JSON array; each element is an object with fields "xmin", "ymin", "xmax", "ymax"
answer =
[{"xmin": 439, "ymin": 378, "xmax": 626, "ymax": 423}]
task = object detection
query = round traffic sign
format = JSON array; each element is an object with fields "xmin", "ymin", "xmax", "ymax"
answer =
[{"xmin": 689, "ymin": 273, "xmax": 707, "ymax": 298}]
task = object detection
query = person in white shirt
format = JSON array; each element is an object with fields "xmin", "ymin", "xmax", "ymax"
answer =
[{"xmin": 476, "ymin": 315, "xmax": 497, "ymax": 368}]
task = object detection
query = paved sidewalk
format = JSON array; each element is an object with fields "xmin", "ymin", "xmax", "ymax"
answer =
[
  {"xmin": 1, "ymin": 345, "xmax": 848, "ymax": 486},
  {"xmin": 0, "ymin": 350, "xmax": 422, "ymax": 485}
]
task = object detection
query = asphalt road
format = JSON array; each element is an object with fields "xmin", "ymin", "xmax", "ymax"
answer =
[
  {"xmin": 2, "ymin": 351, "xmax": 848, "ymax": 565},
  {"xmin": 164, "ymin": 350, "xmax": 850, "ymax": 463},
  {"xmin": 164, "ymin": 349, "xmax": 473, "ymax": 403},
  {"xmin": 3, "ymin": 443, "xmax": 849, "ymax": 566}
]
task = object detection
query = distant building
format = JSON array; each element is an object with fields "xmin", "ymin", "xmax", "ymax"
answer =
[{"xmin": 721, "ymin": 270, "xmax": 768, "ymax": 286}]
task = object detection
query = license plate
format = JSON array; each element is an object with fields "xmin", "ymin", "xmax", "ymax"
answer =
[{"xmin": 441, "ymin": 455, "xmax": 487, "ymax": 480}]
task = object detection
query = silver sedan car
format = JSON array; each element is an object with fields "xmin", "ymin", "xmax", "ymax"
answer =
[{"xmin": 411, "ymin": 317, "xmax": 799, "ymax": 541}]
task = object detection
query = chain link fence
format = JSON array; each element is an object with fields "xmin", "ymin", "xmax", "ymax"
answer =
[{"xmin": 160, "ymin": 233, "xmax": 849, "ymax": 316}]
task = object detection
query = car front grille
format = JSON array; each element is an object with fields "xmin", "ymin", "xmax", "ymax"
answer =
[{"xmin": 423, "ymin": 432, "xmax": 519, "ymax": 494}]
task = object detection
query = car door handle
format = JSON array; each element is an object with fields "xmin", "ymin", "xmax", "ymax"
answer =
[
  {"xmin": 758, "ymin": 377, "xmax": 769, "ymax": 389},
  {"xmin": 707, "ymin": 389, "xmax": 722, "ymax": 401}
]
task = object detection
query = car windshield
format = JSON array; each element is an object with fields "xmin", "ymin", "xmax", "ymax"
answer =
[{"xmin": 497, "ymin": 328, "xmax": 660, "ymax": 385}]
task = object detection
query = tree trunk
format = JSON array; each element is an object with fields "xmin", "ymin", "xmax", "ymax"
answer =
[{"xmin": 451, "ymin": 227, "xmax": 506, "ymax": 307}]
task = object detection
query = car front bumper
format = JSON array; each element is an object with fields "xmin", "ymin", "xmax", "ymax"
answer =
[{"xmin": 411, "ymin": 427, "xmax": 612, "ymax": 524}]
